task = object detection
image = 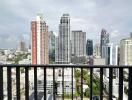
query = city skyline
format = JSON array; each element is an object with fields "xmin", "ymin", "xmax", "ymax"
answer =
[
  {"xmin": 0, "ymin": 1, "xmax": 132, "ymax": 99},
  {"xmin": 0, "ymin": 0, "xmax": 132, "ymax": 48}
]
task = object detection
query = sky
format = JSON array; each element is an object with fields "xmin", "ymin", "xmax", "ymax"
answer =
[{"xmin": 0, "ymin": 0, "xmax": 132, "ymax": 49}]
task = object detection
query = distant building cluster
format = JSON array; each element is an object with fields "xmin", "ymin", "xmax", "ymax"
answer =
[
  {"xmin": 0, "ymin": 13, "xmax": 131, "ymax": 66},
  {"xmin": 0, "ymin": 13, "xmax": 132, "ymax": 100},
  {"xmin": 29, "ymin": 13, "xmax": 132, "ymax": 67}
]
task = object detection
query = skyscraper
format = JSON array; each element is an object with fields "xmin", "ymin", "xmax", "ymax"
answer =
[
  {"xmin": 48, "ymin": 31, "xmax": 55, "ymax": 62},
  {"xmin": 103, "ymin": 43, "xmax": 113, "ymax": 77},
  {"xmin": 93, "ymin": 43, "xmax": 101, "ymax": 58},
  {"xmin": 100, "ymin": 29, "xmax": 109, "ymax": 57},
  {"xmin": 120, "ymin": 37, "xmax": 132, "ymax": 65},
  {"xmin": 130, "ymin": 32, "xmax": 132, "ymax": 38},
  {"xmin": 55, "ymin": 36, "xmax": 59, "ymax": 63},
  {"xmin": 113, "ymin": 45, "xmax": 119, "ymax": 77},
  {"xmin": 102, "ymin": 43, "xmax": 113, "ymax": 65},
  {"xmin": 56, "ymin": 14, "xmax": 70, "ymax": 64},
  {"xmin": 86, "ymin": 39, "xmax": 93, "ymax": 56},
  {"xmin": 114, "ymin": 45, "xmax": 120, "ymax": 65},
  {"xmin": 71, "ymin": 30, "xmax": 86, "ymax": 57},
  {"xmin": 31, "ymin": 13, "xmax": 49, "ymax": 64},
  {"xmin": 19, "ymin": 39, "xmax": 26, "ymax": 52}
]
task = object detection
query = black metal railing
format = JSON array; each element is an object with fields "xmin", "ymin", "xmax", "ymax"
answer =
[{"xmin": 0, "ymin": 65, "xmax": 132, "ymax": 100}]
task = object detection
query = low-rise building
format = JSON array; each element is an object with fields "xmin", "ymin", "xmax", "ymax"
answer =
[
  {"xmin": 93, "ymin": 58, "xmax": 106, "ymax": 65},
  {"xmin": 19, "ymin": 59, "xmax": 31, "ymax": 64},
  {"xmin": 0, "ymin": 55, "xmax": 7, "ymax": 64},
  {"xmin": 36, "ymin": 68, "xmax": 76, "ymax": 95}
]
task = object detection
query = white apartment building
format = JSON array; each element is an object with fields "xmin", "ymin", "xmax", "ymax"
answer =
[
  {"xmin": 56, "ymin": 68, "xmax": 76, "ymax": 94},
  {"xmin": 102, "ymin": 43, "xmax": 113, "ymax": 77},
  {"xmin": 37, "ymin": 68, "xmax": 76, "ymax": 95},
  {"xmin": 18, "ymin": 59, "xmax": 31, "ymax": 64},
  {"xmin": 0, "ymin": 55, "xmax": 7, "ymax": 64},
  {"xmin": 120, "ymin": 38, "xmax": 132, "ymax": 65}
]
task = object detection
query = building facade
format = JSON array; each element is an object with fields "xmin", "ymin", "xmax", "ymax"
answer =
[
  {"xmin": 93, "ymin": 43, "xmax": 101, "ymax": 58},
  {"xmin": 71, "ymin": 30, "xmax": 86, "ymax": 57},
  {"xmin": 130, "ymin": 32, "xmax": 132, "ymax": 38},
  {"xmin": 102, "ymin": 43, "xmax": 113, "ymax": 65},
  {"xmin": 120, "ymin": 38, "xmax": 132, "ymax": 65},
  {"xmin": 37, "ymin": 68, "xmax": 76, "ymax": 95},
  {"xmin": 56, "ymin": 14, "xmax": 71, "ymax": 64},
  {"xmin": 19, "ymin": 40, "xmax": 26, "ymax": 52},
  {"xmin": 55, "ymin": 36, "xmax": 59, "ymax": 63},
  {"xmin": 48, "ymin": 31, "xmax": 55, "ymax": 62},
  {"xmin": 100, "ymin": 29, "xmax": 109, "ymax": 57},
  {"xmin": 86, "ymin": 39, "xmax": 93, "ymax": 56},
  {"xmin": 31, "ymin": 13, "xmax": 49, "ymax": 64},
  {"xmin": 102, "ymin": 43, "xmax": 113, "ymax": 77}
]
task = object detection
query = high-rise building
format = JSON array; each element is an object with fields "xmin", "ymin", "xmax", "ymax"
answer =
[
  {"xmin": 113, "ymin": 45, "xmax": 120, "ymax": 65},
  {"xmin": 55, "ymin": 36, "xmax": 59, "ymax": 63},
  {"xmin": 56, "ymin": 14, "xmax": 70, "ymax": 64},
  {"xmin": 120, "ymin": 38, "xmax": 132, "ymax": 65},
  {"xmin": 71, "ymin": 30, "xmax": 86, "ymax": 64},
  {"xmin": 102, "ymin": 43, "xmax": 113, "ymax": 65},
  {"xmin": 48, "ymin": 31, "xmax": 55, "ymax": 62},
  {"xmin": 130, "ymin": 32, "xmax": 132, "ymax": 38},
  {"xmin": 86, "ymin": 39, "xmax": 93, "ymax": 56},
  {"xmin": 93, "ymin": 43, "xmax": 101, "ymax": 58},
  {"xmin": 100, "ymin": 29, "xmax": 109, "ymax": 57},
  {"xmin": 102, "ymin": 43, "xmax": 113, "ymax": 77},
  {"xmin": 19, "ymin": 40, "xmax": 26, "ymax": 52},
  {"xmin": 111, "ymin": 45, "xmax": 120, "ymax": 77},
  {"xmin": 31, "ymin": 13, "xmax": 49, "ymax": 64},
  {"xmin": 71, "ymin": 30, "xmax": 86, "ymax": 57}
]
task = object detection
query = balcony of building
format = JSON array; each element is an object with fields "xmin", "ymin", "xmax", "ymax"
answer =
[{"xmin": 0, "ymin": 65, "xmax": 132, "ymax": 100}]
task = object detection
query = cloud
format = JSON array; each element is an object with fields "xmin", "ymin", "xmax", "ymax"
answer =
[
  {"xmin": 0, "ymin": 34, "xmax": 19, "ymax": 49},
  {"xmin": 110, "ymin": 30, "xmax": 121, "ymax": 38},
  {"xmin": 0, "ymin": 0, "xmax": 132, "ymax": 48}
]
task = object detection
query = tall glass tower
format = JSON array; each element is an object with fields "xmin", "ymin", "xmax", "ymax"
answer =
[
  {"xmin": 86, "ymin": 39, "xmax": 93, "ymax": 56},
  {"xmin": 100, "ymin": 29, "xmax": 109, "ymax": 57}
]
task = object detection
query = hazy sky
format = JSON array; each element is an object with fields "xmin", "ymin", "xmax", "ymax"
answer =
[{"xmin": 0, "ymin": 0, "xmax": 132, "ymax": 48}]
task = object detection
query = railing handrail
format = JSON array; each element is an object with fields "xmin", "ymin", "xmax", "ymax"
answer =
[
  {"xmin": 0, "ymin": 64, "xmax": 132, "ymax": 68},
  {"xmin": 0, "ymin": 64, "xmax": 132, "ymax": 100}
]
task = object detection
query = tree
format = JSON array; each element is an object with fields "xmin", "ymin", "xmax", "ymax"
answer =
[
  {"xmin": 75, "ymin": 69, "xmax": 81, "ymax": 78},
  {"xmin": 84, "ymin": 88, "xmax": 90, "ymax": 97}
]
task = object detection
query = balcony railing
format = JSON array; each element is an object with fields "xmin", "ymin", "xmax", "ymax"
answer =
[{"xmin": 0, "ymin": 65, "xmax": 132, "ymax": 100}]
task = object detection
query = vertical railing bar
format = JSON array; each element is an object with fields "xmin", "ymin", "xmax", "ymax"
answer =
[
  {"xmin": 119, "ymin": 68, "xmax": 123, "ymax": 100},
  {"xmin": 128, "ymin": 68, "xmax": 132, "ymax": 100},
  {"xmin": 90, "ymin": 68, "xmax": 93, "ymax": 100},
  {"xmin": 72, "ymin": 67, "xmax": 73, "ymax": 100},
  {"xmin": 62, "ymin": 67, "xmax": 64, "ymax": 100},
  {"xmin": 0, "ymin": 66, "xmax": 3, "ymax": 100},
  {"xmin": 25, "ymin": 67, "xmax": 29, "ymax": 100},
  {"xmin": 109, "ymin": 68, "xmax": 113, "ymax": 100},
  {"xmin": 44, "ymin": 67, "xmax": 46, "ymax": 100},
  {"xmin": 7, "ymin": 67, "xmax": 12, "ymax": 100},
  {"xmin": 100, "ymin": 68, "xmax": 103, "ymax": 100},
  {"xmin": 53, "ymin": 67, "xmax": 56, "ymax": 100},
  {"xmin": 34, "ymin": 67, "xmax": 37, "ymax": 100},
  {"xmin": 16, "ymin": 67, "xmax": 20, "ymax": 100},
  {"xmin": 81, "ymin": 68, "xmax": 83, "ymax": 100}
]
